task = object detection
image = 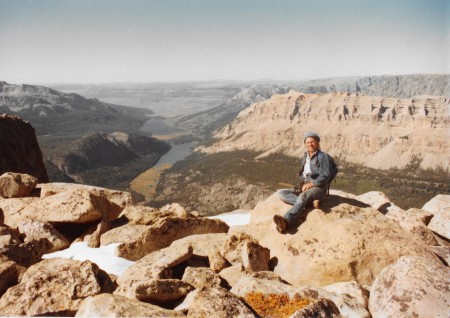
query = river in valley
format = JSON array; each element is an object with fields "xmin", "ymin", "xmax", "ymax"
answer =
[{"xmin": 131, "ymin": 115, "xmax": 198, "ymax": 201}]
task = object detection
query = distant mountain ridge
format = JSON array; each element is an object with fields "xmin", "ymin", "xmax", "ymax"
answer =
[
  {"xmin": 175, "ymin": 74, "xmax": 449, "ymax": 138},
  {"xmin": 291, "ymin": 74, "xmax": 450, "ymax": 97},
  {"xmin": 0, "ymin": 81, "xmax": 151, "ymax": 135}
]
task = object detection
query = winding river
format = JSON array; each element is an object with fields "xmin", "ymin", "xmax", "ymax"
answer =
[{"xmin": 130, "ymin": 116, "xmax": 197, "ymax": 201}]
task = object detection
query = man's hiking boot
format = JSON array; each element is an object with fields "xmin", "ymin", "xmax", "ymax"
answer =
[
  {"xmin": 313, "ymin": 200, "xmax": 320, "ymax": 209},
  {"xmin": 273, "ymin": 214, "xmax": 288, "ymax": 234}
]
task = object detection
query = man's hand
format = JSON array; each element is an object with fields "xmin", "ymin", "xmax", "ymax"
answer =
[{"xmin": 301, "ymin": 182, "xmax": 314, "ymax": 192}]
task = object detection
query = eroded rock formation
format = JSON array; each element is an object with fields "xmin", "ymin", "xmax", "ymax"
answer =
[{"xmin": 199, "ymin": 91, "xmax": 449, "ymax": 170}]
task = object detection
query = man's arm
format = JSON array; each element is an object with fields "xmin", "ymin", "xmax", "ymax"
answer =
[{"xmin": 311, "ymin": 152, "xmax": 331, "ymax": 187}]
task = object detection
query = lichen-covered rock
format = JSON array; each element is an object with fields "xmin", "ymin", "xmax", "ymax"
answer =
[
  {"xmin": 0, "ymin": 172, "xmax": 38, "ymax": 198},
  {"xmin": 422, "ymin": 194, "xmax": 450, "ymax": 214},
  {"xmin": 247, "ymin": 194, "xmax": 437, "ymax": 287},
  {"xmin": 428, "ymin": 208, "xmax": 450, "ymax": 240},
  {"xmin": 17, "ymin": 219, "xmax": 69, "ymax": 253},
  {"xmin": 385, "ymin": 208, "xmax": 437, "ymax": 245},
  {"xmin": 0, "ymin": 224, "xmax": 50, "ymax": 267},
  {"xmin": 356, "ymin": 191, "xmax": 396, "ymax": 212},
  {"xmin": 231, "ymin": 276, "xmax": 370, "ymax": 318},
  {"xmin": 115, "ymin": 279, "xmax": 194, "ymax": 305},
  {"xmin": 118, "ymin": 205, "xmax": 162, "ymax": 225},
  {"xmin": 75, "ymin": 293, "xmax": 185, "ymax": 317},
  {"xmin": 290, "ymin": 298, "xmax": 342, "ymax": 318},
  {"xmin": 222, "ymin": 232, "xmax": 257, "ymax": 264},
  {"xmin": 242, "ymin": 240, "xmax": 270, "ymax": 272},
  {"xmin": 182, "ymin": 266, "xmax": 222, "ymax": 289},
  {"xmin": 103, "ymin": 215, "xmax": 228, "ymax": 261},
  {"xmin": 187, "ymin": 286, "xmax": 257, "ymax": 318},
  {"xmin": 219, "ymin": 264, "xmax": 248, "ymax": 288},
  {"xmin": 39, "ymin": 182, "xmax": 133, "ymax": 218},
  {"xmin": 369, "ymin": 256, "xmax": 450, "ymax": 318},
  {"xmin": 0, "ymin": 254, "xmax": 26, "ymax": 297},
  {"xmin": 0, "ymin": 197, "xmax": 39, "ymax": 228},
  {"xmin": 116, "ymin": 244, "xmax": 193, "ymax": 289},
  {"xmin": 19, "ymin": 189, "xmax": 104, "ymax": 223},
  {"xmin": 0, "ymin": 258, "xmax": 115, "ymax": 316},
  {"xmin": 170, "ymin": 233, "xmax": 228, "ymax": 257},
  {"xmin": 429, "ymin": 245, "xmax": 450, "ymax": 265}
]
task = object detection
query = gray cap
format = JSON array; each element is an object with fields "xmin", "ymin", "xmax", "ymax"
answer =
[{"xmin": 304, "ymin": 132, "xmax": 320, "ymax": 143}]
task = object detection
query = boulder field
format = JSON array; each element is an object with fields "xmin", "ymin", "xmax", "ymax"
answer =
[{"xmin": 0, "ymin": 172, "xmax": 448, "ymax": 317}]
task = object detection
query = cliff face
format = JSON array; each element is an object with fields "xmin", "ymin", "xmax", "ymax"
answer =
[
  {"xmin": 199, "ymin": 91, "xmax": 449, "ymax": 170},
  {"xmin": 0, "ymin": 114, "xmax": 48, "ymax": 182},
  {"xmin": 175, "ymin": 75, "xmax": 449, "ymax": 139}
]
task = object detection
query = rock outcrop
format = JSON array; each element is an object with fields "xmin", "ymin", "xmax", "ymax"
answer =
[
  {"xmin": 75, "ymin": 293, "xmax": 185, "ymax": 317},
  {"xmin": 0, "ymin": 258, "xmax": 115, "ymax": 316},
  {"xmin": 199, "ymin": 91, "xmax": 449, "ymax": 170},
  {"xmin": 0, "ymin": 115, "xmax": 48, "ymax": 183},
  {"xmin": 0, "ymin": 174, "xmax": 448, "ymax": 317},
  {"xmin": 245, "ymin": 192, "xmax": 438, "ymax": 287},
  {"xmin": 369, "ymin": 256, "xmax": 450, "ymax": 318}
]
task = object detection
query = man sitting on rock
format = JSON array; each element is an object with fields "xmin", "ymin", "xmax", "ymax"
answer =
[{"xmin": 273, "ymin": 132, "xmax": 333, "ymax": 234}]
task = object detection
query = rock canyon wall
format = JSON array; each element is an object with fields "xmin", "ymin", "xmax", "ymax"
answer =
[{"xmin": 199, "ymin": 91, "xmax": 449, "ymax": 170}]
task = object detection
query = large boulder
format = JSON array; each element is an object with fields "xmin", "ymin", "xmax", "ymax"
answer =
[
  {"xmin": 19, "ymin": 189, "xmax": 104, "ymax": 223},
  {"xmin": 116, "ymin": 244, "xmax": 193, "ymax": 297},
  {"xmin": 222, "ymin": 232, "xmax": 270, "ymax": 272},
  {"xmin": 369, "ymin": 256, "xmax": 450, "ymax": 318},
  {"xmin": 290, "ymin": 299, "xmax": 341, "ymax": 318},
  {"xmin": 356, "ymin": 191, "xmax": 399, "ymax": 212},
  {"xmin": 231, "ymin": 275, "xmax": 370, "ymax": 318},
  {"xmin": 170, "ymin": 233, "xmax": 230, "ymax": 272},
  {"xmin": 0, "ymin": 197, "xmax": 39, "ymax": 228},
  {"xmin": 75, "ymin": 293, "xmax": 185, "ymax": 317},
  {"xmin": 182, "ymin": 266, "xmax": 222, "ymax": 289},
  {"xmin": 0, "ymin": 254, "xmax": 26, "ymax": 297},
  {"xmin": 17, "ymin": 218, "xmax": 70, "ymax": 253},
  {"xmin": 385, "ymin": 208, "xmax": 437, "ymax": 245},
  {"xmin": 422, "ymin": 194, "xmax": 450, "ymax": 214},
  {"xmin": 0, "ymin": 258, "xmax": 115, "ymax": 316},
  {"xmin": 115, "ymin": 279, "xmax": 194, "ymax": 306},
  {"xmin": 39, "ymin": 182, "xmax": 133, "ymax": 217},
  {"xmin": 187, "ymin": 286, "xmax": 257, "ymax": 318},
  {"xmin": 0, "ymin": 114, "xmax": 48, "ymax": 183},
  {"xmin": 247, "ymin": 193, "xmax": 437, "ymax": 287},
  {"xmin": 14, "ymin": 184, "xmax": 131, "ymax": 225},
  {"xmin": 428, "ymin": 209, "xmax": 450, "ymax": 240},
  {"xmin": 0, "ymin": 224, "xmax": 50, "ymax": 267},
  {"xmin": 101, "ymin": 213, "xmax": 229, "ymax": 261},
  {"xmin": 0, "ymin": 172, "xmax": 38, "ymax": 198},
  {"xmin": 422, "ymin": 194, "xmax": 450, "ymax": 240}
]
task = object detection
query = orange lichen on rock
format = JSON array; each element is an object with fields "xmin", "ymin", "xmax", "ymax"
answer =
[{"xmin": 244, "ymin": 292, "xmax": 313, "ymax": 318}]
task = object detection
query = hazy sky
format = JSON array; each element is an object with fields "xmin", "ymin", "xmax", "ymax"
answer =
[{"xmin": 1, "ymin": 0, "xmax": 449, "ymax": 84}]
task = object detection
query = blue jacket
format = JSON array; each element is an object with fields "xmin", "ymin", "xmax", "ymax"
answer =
[{"xmin": 298, "ymin": 150, "xmax": 332, "ymax": 188}]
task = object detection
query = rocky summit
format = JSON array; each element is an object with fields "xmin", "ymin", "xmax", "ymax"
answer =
[
  {"xmin": 0, "ymin": 171, "xmax": 449, "ymax": 317},
  {"xmin": 199, "ymin": 91, "xmax": 449, "ymax": 170}
]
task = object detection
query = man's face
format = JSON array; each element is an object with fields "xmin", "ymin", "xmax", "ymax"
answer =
[{"xmin": 305, "ymin": 137, "xmax": 320, "ymax": 153}]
